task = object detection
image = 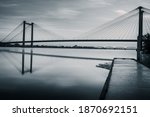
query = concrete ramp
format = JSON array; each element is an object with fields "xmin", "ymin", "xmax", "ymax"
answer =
[{"xmin": 104, "ymin": 58, "xmax": 150, "ymax": 100}]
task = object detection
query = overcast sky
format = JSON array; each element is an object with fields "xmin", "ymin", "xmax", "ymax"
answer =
[{"xmin": 0, "ymin": 0, "xmax": 150, "ymax": 38}]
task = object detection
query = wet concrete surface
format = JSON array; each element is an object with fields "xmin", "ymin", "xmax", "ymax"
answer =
[{"xmin": 105, "ymin": 59, "xmax": 150, "ymax": 100}]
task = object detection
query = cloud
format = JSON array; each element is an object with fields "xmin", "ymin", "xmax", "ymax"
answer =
[
  {"xmin": 0, "ymin": 0, "xmax": 150, "ymax": 38},
  {"xmin": 115, "ymin": 10, "xmax": 127, "ymax": 15},
  {"xmin": 0, "ymin": 3, "xmax": 18, "ymax": 7},
  {"xmin": 48, "ymin": 8, "xmax": 81, "ymax": 19},
  {"xmin": 88, "ymin": 0, "xmax": 112, "ymax": 7}
]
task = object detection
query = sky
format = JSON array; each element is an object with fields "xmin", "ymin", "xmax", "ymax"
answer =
[{"xmin": 0, "ymin": 0, "xmax": 150, "ymax": 38}]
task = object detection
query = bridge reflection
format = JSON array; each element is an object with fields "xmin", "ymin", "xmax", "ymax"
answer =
[
  {"xmin": 1, "ymin": 48, "xmax": 113, "ymax": 75},
  {"xmin": 22, "ymin": 49, "xmax": 33, "ymax": 75}
]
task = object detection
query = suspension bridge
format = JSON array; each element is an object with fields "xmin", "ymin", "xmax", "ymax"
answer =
[
  {"xmin": 0, "ymin": 6, "xmax": 150, "ymax": 62},
  {"xmin": 0, "ymin": 6, "xmax": 150, "ymax": 100}
]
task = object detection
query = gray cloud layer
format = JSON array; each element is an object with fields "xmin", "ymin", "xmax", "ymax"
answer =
[{"xmin": 0, "ymin": 0, "xmax": 150, "ymax": 37}]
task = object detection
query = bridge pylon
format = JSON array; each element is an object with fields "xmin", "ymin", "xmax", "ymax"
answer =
[
  {"xmin": 22, "ymin": 21, "xmax": 34, "ymax": 47},
  {"xmin": 137, "ymin": 6, "xmax": 144, "ymax": 62}
]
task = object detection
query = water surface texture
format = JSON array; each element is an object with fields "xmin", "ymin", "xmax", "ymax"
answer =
[{"xmin": 0, "ymin": 47, "xmax": 136, "ymax": 99}]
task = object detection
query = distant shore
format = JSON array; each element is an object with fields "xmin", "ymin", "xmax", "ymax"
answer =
[{"xmin": 0, "ymin": 44, "xmax": 136, "ymax": 50}]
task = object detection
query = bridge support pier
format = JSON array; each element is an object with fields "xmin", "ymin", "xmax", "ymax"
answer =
[
  {"xmin": 22, "ymin": 21, "xmax": 26, "ymax": 47},
  {"xmin": 137, "ymin": 6, "xmax": 144, "ymax": 62},
  {"xmin": 22, "ymin": 21, "xmax": 34, "ymax": 47},
  {"xmin": 31, "ymin": 23, "xmax": 34, "ymax": 47}
]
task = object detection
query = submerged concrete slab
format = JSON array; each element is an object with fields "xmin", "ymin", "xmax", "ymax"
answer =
[{"xmin": 105, "ymin": 58, "xmax": 150, "ymax": 100}]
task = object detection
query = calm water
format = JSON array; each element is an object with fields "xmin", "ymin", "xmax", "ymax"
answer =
[{"xmin": 0, "ymin": 47, "xmax": 136, "ymax": 99}]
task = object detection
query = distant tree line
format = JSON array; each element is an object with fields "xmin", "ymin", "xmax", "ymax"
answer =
[{"xmin": 143, "ymin": 33, "xmax": 150, "ymax": 53}]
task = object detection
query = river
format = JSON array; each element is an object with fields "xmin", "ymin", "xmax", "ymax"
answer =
[{"xmin": 0, "ymin": 47, "xmax": 136, "ymax": 99}]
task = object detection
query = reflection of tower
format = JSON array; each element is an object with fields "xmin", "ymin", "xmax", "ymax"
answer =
[
  {"xmin": 22, "ymin": 49, "xmax": 25, "ymax": 74},
  {"xmin": 30, "ymin": 50, "xmax": 33, "ymax": 73},
  {"xmin": 22, "ymin": 49, "xmax": 33, "ymax": 75}
]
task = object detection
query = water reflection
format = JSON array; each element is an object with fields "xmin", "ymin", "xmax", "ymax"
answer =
[
  {"xmin": 22, "ymin": 49, "xmax": 25, "ymax": 74},
  {"xmin": 0, "ymin": 48, "xmax": 111, "ymax": 99},
  {"xmin": 0, "ymin": 47, "xmax": 137, "ymax": 100},
  {"xmin": 2, "ymin": 48, "xmax": 112, "ymax": 75},
  {"xmin": 22, "ymin": 49, "xmax": 33, "ymax": 75}
]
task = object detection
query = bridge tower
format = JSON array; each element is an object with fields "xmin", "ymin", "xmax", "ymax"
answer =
[
  {"xmin": 137, "ymin": 6, "xmax": 144, "ymax": 62},
  {"xmin": 22, "ymin": 21, "xmax": 34, "ymax": 47}
]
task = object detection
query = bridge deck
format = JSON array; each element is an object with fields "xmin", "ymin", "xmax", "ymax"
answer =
[
  {"xmin": 104, "ymin": 58, "xmax": 150, "ymax": 100},
  {"xmin": 4, "ymin": 39, "xmax": 137, "ymax": 44}
]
